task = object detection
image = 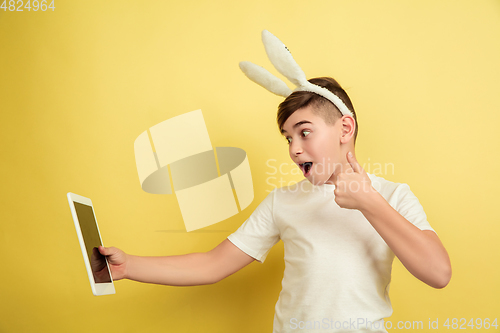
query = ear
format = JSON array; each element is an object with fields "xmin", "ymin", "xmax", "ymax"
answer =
[{"xmin": 339, "ymin": 115, "xmax": 356, "ymax": 144}]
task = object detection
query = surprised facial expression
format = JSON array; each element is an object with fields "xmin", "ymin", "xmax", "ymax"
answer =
[{"xmin": 281, "ymin": 105, "xmax": 343, "ymax": 185}]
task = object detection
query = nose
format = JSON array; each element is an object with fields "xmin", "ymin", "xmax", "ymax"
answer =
[{"xmin": 289, "ymin": 139, "xmax": 303, "ymax": 156}]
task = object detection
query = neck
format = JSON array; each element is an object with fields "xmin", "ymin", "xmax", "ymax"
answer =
[{"xmin": 327, "ymin": 151, "xmax": 355, "ymax": 185}]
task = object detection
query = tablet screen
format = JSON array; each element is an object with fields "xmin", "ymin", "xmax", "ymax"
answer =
[{"xmin": 73, "ymin": 202, "xmax": 112, "ymax": 283}]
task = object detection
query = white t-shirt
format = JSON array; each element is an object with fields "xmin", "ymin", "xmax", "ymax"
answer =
[{"xmin": 227, "ymin": 174, "xmax": 435, "ymax": 333}]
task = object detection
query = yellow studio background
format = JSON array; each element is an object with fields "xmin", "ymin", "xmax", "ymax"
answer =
[{"xmin": 1, "ymin": 0, "xmax": 499, "ymax": 332}]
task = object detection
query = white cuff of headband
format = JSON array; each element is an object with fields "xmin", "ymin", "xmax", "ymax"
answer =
[{"xmin": 239, "ymin": 30, "xmax": 353, "ymax": 117}]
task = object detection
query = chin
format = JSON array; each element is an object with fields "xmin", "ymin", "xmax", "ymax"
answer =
[
  {"xmin": 305, "ymin": 170, "xmax": 334, "ymax": 186},
  {"xmin": 306, "ymin": 175, "xmax": 330, "ymax": 186}
]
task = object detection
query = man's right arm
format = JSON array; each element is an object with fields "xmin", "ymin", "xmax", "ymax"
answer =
[{"xmin": 98, "ymin": 239, "xmax": 255, "ymax": 286}]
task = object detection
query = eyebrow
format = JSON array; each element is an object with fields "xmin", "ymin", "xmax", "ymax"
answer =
[{"xmin": 281, "ymin": 120, "xmax": 313, "ymax": 134}]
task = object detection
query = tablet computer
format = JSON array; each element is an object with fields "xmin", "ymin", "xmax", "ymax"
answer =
[{"xmin": 67, "ymin": 192, "xmax": 115, "ymax": 296}]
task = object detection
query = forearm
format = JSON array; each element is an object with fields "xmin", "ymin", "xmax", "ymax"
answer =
[
  {"xmin": 360, "ymin": 191, "xmax": 451, "ymax": 288},
  {"xmin": 125, "ymin": 252, "xmax": 218, "ymax": 286}
]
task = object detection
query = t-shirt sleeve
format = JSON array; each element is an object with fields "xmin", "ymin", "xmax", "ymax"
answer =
[
  {"xmin": 227, "ymin": 190, "xmax": 281, "ymax": 263},
  {"xmin": 390, "ymin": 183, "xmax": 436, "ymax": 233}
]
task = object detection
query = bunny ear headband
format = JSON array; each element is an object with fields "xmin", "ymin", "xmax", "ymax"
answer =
[{"xmin": 239, "ymin": 30, "xmax": 353, "ymax": 117}]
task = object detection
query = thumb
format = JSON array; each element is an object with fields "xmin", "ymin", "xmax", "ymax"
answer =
[
  {"xmin": 347, "ymin": 151, "xmax": 362, "ymax": 173},
  {"xmin": 98, "ymin": 245, "xmax": 112, "ymax": 256}
]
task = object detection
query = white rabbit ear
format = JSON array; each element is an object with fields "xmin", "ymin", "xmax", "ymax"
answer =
[
  {"xmin": 239, "ymin": 61, "xmax": 292, "ymax": 97},
  {"xmin": 239, "ymin": 30, "xmax": 353, "ymax": 117},
  {"xmin": 261, "ymin": 30, "xmax": 307, "ymax": 87}
]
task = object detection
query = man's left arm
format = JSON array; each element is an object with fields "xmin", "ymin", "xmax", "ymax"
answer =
[{"xmin": 334, "ymin": 152, "xmax": 452, "ymax": 289}]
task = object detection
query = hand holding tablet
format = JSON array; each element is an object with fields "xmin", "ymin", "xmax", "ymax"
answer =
[
  {"xmin": 97, "ymin": 245, "xmax": 128, "ymax": 281},
  {"xmin": 67, "ymin": 192, "xmax": 115, "ymax": 296}
]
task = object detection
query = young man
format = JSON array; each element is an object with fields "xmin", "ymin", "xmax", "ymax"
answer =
[{"xmin": 100, "ymin": 77, "xmax": 451, "ymax": 333}]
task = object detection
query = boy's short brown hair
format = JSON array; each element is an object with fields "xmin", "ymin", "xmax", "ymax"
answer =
[{"xmin": 277, "ymin": 77, "xmax": 358, "ymax": 143}]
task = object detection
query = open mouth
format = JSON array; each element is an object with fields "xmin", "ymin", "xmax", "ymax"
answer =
[{"xmin": 299, "ymin": 162, "xmax": 313, "ymax": 176}]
